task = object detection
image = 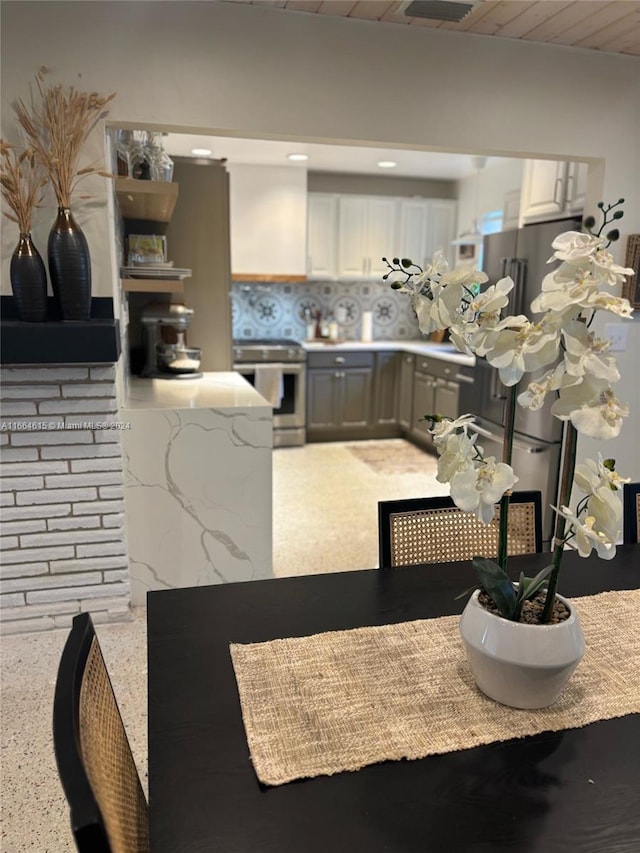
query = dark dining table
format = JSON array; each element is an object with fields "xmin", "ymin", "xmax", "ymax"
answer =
[{"xmin": 147, "ymin": 546, "xmax": 640, "ymax": 853}]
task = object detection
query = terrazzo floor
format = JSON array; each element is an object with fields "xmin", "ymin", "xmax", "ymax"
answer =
[{"xmin": 1, "ymin": 438, "xmax": 443, "ymax": 852}]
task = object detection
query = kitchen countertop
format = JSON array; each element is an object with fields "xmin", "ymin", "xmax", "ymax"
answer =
[
  {"xmin": 124, "ymin": 371, "xmax": 270, "ymax": 411},
  {"xmin": 303, "ymin": 339, "xmax": 475, "ymax": 367}
]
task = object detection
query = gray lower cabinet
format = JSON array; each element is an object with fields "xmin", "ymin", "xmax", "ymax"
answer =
[
  {"xmin": 411, "ymin": 371, "xmax": 435, "ymax": 446},
  {"xmin": 306, "ymin": 350, "xmax": 374, "ymax": 440},
  {"xmin": 372, "ymin": 352, "xmax": 401, "ymax": 434},
  {"xmin": 397, "ymin": 353, "xmax": 415, "ymax": 430},
  {"xmin": 410, "ymin": 356, "xmax": 471, "ymax": 448}
]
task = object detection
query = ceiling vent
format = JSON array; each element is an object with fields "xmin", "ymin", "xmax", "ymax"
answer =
[{"xmin": 398, "ymin": 1, "xmax": 481, "ymax": 23}]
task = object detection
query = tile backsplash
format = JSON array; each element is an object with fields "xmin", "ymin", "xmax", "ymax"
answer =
[{"xmin": 231, "ymin": 279, "xmax": 421, "ymax": 341}]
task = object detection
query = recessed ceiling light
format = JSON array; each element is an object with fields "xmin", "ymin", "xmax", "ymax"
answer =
[
  {"xmin": 191, "ymin": 148, "xmax": 212, "ymax": 157},
  {"xmin": 287, "ymin": 153, "xmax": 309, "ymax": 162},
  {"xmin": 377, "ymin": 160, "xmax": 397, "ymax": 169}
]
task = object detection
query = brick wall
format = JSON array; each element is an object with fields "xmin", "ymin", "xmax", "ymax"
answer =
[{"xmin": 0, "ymin": 365, "xmax": 131, "ymax": 634}]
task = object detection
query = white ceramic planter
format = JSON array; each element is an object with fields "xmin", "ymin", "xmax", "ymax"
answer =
[{"xmin": 459, "ymin": 590, "xmax": 585, "ymax": 710}]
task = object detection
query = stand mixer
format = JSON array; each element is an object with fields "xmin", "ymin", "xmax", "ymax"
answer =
[{"xmin": 140, "ymin": 304, "xmax": 203, "ymax": 379}]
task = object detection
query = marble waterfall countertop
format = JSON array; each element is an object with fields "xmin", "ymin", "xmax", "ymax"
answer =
[
  {"xmin": 303, "ymin": 340, "xmax": 475, "ymax": 368},
  {"xmin": 124, "ymin": 371, "xmax": 270, "ymax": 410}
]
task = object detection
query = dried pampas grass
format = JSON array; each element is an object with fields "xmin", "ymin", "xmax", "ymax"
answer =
[
  {"xmin": 0, "ymin": 139, "xmax": 47, "ymax": 234},
  {"xmin": 13, "ymin": 67, "xmax": 116, "ymax": 209}
]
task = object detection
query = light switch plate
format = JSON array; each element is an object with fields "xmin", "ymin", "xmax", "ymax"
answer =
[{"xmin": 604, "ymin": 323, "xmax": 628, "ymax": 352}]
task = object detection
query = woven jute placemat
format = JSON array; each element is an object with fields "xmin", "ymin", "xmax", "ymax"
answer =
[{"xmin": 230, "ymin": 589, "xmax": 640, "ymax": 786}]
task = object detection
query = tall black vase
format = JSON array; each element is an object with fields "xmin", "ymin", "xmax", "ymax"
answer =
[
  {"xmin": 48, "ymin": 207, "xmax": 91, "ymax": 321},
  {"xmin": 9, "ymin": 233, "xmax": 48, "ymax": 322}
]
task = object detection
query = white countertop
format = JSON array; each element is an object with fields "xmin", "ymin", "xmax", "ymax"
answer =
[
  {"xmin": 123, "ymin": 372, "xmax": 271, "ymax": 411},
  {"xmin": 303, "ymin": 339, "xmax": 475, "ymax": 367}
]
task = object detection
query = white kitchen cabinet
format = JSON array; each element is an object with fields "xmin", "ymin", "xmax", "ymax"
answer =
[
  {"xmin": 398, "ymin": 199, "xmax": 457, "ymax": 271},
  {"xmin": 229, "ymin": 163, "xmax": 308, "ymax": 279},
  {"xmin": 337, "ymin": 195, "xmax": 397, "ymax": 279},
  {"xmin": 520, "ymin": 159, "xmax": 588, "ymax": 224},
  {"xmin": 307, "ymin": 193, "xmax": 338, "ymax": 279}
]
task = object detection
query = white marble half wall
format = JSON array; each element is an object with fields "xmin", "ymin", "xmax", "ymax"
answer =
[{"xmin": 121, "ymin": 373, "xmax": 273, "ymax": 605}]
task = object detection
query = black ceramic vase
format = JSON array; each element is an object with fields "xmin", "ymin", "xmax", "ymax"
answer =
[
  {"xmin": 9, "ymin": 233, "xmax": 48, "ymax": 322},
  {"xmin": 48, "ymin": 207, "xmax": 91, "ymax": 321}
]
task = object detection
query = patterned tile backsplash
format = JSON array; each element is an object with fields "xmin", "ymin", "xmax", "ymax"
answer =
[{"xmin": 231, "ymin": 279, "xmax": 421, "ymax": 341}]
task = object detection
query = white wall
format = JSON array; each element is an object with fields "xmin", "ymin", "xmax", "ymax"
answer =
[{"xmin": 2, "ymin": 0, "xmax": 639, "ymax": 476}]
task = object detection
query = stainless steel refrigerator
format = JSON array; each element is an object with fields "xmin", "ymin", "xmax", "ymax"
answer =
[{"xmin": 461, "ymin": 217, "xmax": 582, "ymax": 546}]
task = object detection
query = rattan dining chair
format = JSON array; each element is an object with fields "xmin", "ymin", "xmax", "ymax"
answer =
[
  {"xmin": 378, "ymin": 491, "xmax": 543, "ymax": 569},
  {"xmin": 623, "ymin": 483, "xmax": 640, "ymax": 544},
  {"xmin": 53, "ymin": 612, "xmax": 150, "ymax": 853}
]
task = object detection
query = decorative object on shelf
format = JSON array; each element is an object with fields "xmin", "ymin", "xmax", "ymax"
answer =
[
  {"xmin": 13, "ymin": 68, "xmax": 115, "ymax": 321},
  {"xmin": 1, "ymin": 139, "xmax": 48, "ymax": 321},
  {"xmin": 386, "ymin": 200, "xmax": 634, "ymax": 709},
  {"xmin": 115, "ymin": 129, "xmax": 173, "ymax": 182}
]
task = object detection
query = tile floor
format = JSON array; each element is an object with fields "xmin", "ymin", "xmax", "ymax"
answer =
[{"xmin": 1, "ymin": 438, "xmax": 442, "ymax": 852}]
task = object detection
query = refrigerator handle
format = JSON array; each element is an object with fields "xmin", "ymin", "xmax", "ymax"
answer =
[
  {"xmin": 500, "ymin": 257, "xmax": 508, "ymax": 280},
  {"xmin": 490, "ymin": 365, "xmax": 506, "ymax": 401},
  {"xmin": 510, "ymin": 258, "xmax": 527, "ymax": 316}
]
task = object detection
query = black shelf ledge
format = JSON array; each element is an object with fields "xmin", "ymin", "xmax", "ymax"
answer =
[{"xmin": 1, "ymin": 297, "xmax": 121, "ymax": 365}]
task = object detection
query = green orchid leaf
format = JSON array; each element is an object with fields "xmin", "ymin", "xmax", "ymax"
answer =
[
  {"xmin": 523, "ymin": 564, "xmax": 554, "ymax": 600},
  {"xmin": 454, "ymin": 583, "xmax": 480, "ymax": 601},
  {"xmin": 472, "ymin": 557, "xmax": 517, "ymax": 620}
]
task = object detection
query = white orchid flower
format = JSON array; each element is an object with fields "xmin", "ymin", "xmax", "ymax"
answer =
[
  {"xmin": 547, "ymin": 231, "xmax": 603, "ymax": 264},
  {"xmin": 531, "ymin": 276, "xmax": 598, "ymax": 314},
  {"xmin": 584, "ymin": 291, "xmax": 633, "ymax": 319},
  {"xmin": 562, "ymin": 322, "xmax": 620, "ymax": 383},
  {"xmin": 591, "ymin": 248, "xmax": 636, "ymax": 288},
  {"xmin": 450, "ymin": 457, "xmax": 518, "ymax": 525},
  {"xmin": 551, "ymin": 375, "xmax": 629, "ymax": 439},
  {"xmin": 485, "ymin": 321, "xmax": 561, "ymax": 386},
  {"xmin": 435, "ymin": 431, "xmax": 479, "ymax": 484},
  {"xmin": 439, "ymin": 263, "xmax": 488, "ymax": 288},
  {"xmin": 517, "ymin": 363, "xmax": 569, "ymax": 411},
  {"xmin": 574, "ymin": 454, "xmax": 630, "ymax": 495},
  {"xmin": 553, "ymin": 501, "xmax": 617, "ymax": 560},
  {"xmin": 421, "ymin": 249, "xmax": 449, "ymax": 279},
  {"xmin": 430, "ymin": 413, "xmax": 476, "ymax": 449}
]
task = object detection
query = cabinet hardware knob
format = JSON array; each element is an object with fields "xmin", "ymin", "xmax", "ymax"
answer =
[{"xmin": 335, "ymin": 356, "xmax": 346, "ymax": 364}]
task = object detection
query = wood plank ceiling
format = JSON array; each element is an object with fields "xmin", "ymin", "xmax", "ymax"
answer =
[{"xmin": 227, "ymin": 1, "xmax": 640, "ymax": 56}]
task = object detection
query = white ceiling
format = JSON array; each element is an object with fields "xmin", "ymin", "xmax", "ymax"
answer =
[{"xmin": 163, "ymin": 133, "xmax": 511, "ymax": 180}]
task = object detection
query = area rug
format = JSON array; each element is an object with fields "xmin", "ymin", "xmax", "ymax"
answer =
[{"xmin": 346, "ymin": 439, "xmax": 434, "ymax": 475}]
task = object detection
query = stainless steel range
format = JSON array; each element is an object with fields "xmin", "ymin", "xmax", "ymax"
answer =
[{"xmin": 233, "ymin": 339, "xmax": 306, "ymax": 447}]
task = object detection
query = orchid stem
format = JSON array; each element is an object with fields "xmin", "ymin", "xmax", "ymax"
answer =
[
  {"xmin": 498, "ymin": 384, "xmax": 519, "ymax": 571},
  {"xmin": 541, "ymin": 422, "xmax": 579, "ymax": 623}
]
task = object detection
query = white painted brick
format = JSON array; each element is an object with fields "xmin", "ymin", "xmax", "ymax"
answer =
[
  {"xmin": 45, "ymin": 471, "xmax": 122, "ymax": 489},
  {"xmin": 1, "ymin": 545, "xmax": 75, "ymax": 566},
  {"xmin": 98, "ymin": 485, "xmax": 124, "ymax": 500},
  {"xmin": 0, "ymin": 600, "xmax": 79, "ymax": 620},
  {"xmin": 81, "ymin": 596, "xmax": 131, "ymax": 614},
  {"xmin": 48, "ymin": 515, "xmax": 101, "ymax": 531},
  {"xmin": 21, "ymin": 528, "xmax": 125, "ymax": 548},
  {"xmin": 90, "ymin": 366, "xmax": 116, "ymax": 381},
  {"xmin": 0, "ymin": 616, "xmax": 56, "ymax": 634},
  {"xmin": 0, "ymin": 385, "xmax": 60, "ymax": 400},
  {"xmin": 0, "ymin": 434, "xmax": 7, "ymax": 445},
  {"xmin": 0, "ymin": 536, "xmax": 19, "ymax": 550},
  {"xmin": 41, "ymin": 443, "xmax": 121, "ymax": 460},
  {"xmin": 53, "ymin": 614, "xmax": 76, "ymax": 628},
  {"xmin": 94, "ymin": 430, "xmax": 121, "ymax": 444},
  {"xmin": 62, "ymin": 383, "xmax": 116, "ymax": 398},
  {"xmin": 50, "ymin": 556, "xmax": 128, "ymax": 574},
  {"xmin": 2, "ymin": 503, "xmax": 71, "ymax": 520},
  {"xmin": 73, "ymin": 500, "xmax": 123, "ymax": 516},
  {"xmin": 0, "ymin": 367, "xmax": 88, "ymax": 383},
  {"xmin": 28, "ymin": 582, "xmax": 129, "ymax": 604},
  {"xmin": 103, "ymin": 569, "xmax": 130, "ymax": 583},
  {"xmin": 102, "ymin": 513, "xmax": 125, "ymax": 529},
  {"xmin": 1, "ymin": 475, "xmax": 45, "ymax": 491},
  {"xmin": 0, "ymin": 562, "xmax": 49, "ymax": 580},
  {"xmin": 17, "ymin": 487, "xmax": 97, "ymax": 505},
  {"xmin": 1, "ymin": 571, "xmax": 101, "ymax": 594},
  {"xmin": 77, "ymin": 541, "xmax": 127, "ymax": 558},
  {"xmin": 0, "ymin": 447, "xmax": 39, "ymax": 462},
  {"xmin": 70, "ymin": 457, "xmax": 123, "ymax": 473},
  {"xmin": 1, "ymin": 461, "xmax": 68, "ymax": 475},
  {"xmin": 0, "ymin": 519, "xmax": 46, "ymax": 536},
  {"xmin": 0, "ymin": 402, "xmax": 38, "ymax": 416},
  {"xmin": 39, "ymin": 399, "xmax": 118, "ymax": 414},
  {"xmin": 0, "ymin": 493, "xmax": 15, "ymax": 506},
  {"xmin": 0, "ymin": 592, "xmax": 25, "ymax": 607},
  {"xmin": 10, "ymin": 430, "xmax": 93, "ymax": 446}
]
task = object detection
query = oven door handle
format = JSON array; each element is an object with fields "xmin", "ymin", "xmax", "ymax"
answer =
[{"xmin": 234, "ymin": 362, "xmax": 303, "ymax": 374}]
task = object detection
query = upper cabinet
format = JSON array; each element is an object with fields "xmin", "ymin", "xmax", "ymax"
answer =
[
  {"xmin": 308, "ymin": 193, "xmax": 457, "ymax": 281},
  {"xmin": 229, "ymin": 164, "xmax": 308, "ymax": 280},
  {"xmin": 520, "ymin": 159, "xmax": 588, "ymax": 224}
]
